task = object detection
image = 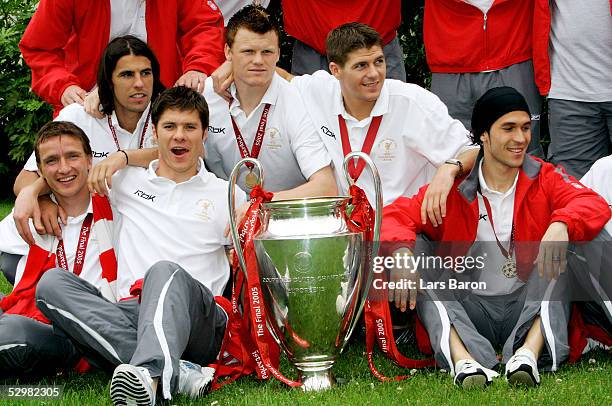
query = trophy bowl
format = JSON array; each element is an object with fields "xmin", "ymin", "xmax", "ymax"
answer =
[{"xmin": 229, "ymin": 153, "xmax": 382, "ymax": 391}]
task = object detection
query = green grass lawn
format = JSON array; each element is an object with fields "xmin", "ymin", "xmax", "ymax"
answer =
[
  {"xmin": 0, "ymin": 200, "xmax": 610, "ymax": 404},
  {"xmin": 0, "ymin": 342, "xmax": 609, "ymax": 405}
]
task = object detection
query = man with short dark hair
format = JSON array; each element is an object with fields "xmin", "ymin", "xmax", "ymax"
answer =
[
  {"xmin": 0, "ymin": 121, "xmax": 117, "ymax": 375},
  {"xmin": 381, "ymin": 87, "xmax": 610, "ymax": 388},
  {"xmin": 36, "ymin": 86, "xmax": 246, "ymax": 405},
  {"xmin": 281, "ymin": 0, "xmax": 406, "ymax": 80},
  {"xmin": 274, "ymin": 23, "xmax": 478, "ymax": 217},
  {"xmin": 204, "ymin": 5, "xmax": 337, "ymax": 198}
]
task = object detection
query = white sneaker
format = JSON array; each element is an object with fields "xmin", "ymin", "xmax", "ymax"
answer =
[
  {"xmin": 453, "ymin": 359, "xmax": 498, "ymax": 389},
  {"xmin": 177, "ymin": 360, "xmax": 214, "ymax": 399},
  {"xmin": 505, "ymin": 349, "xmax": 540, "ymax": 387},
  {"xmin": 110, "ymin": 364, "xmax": 155, "ymax": 406},
  {"xmin": 582, "ymin": 338, "xmax": 612, "ymax": 354}
]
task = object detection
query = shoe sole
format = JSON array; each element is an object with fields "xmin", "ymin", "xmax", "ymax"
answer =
[
  {"xmin": 507, "ymin": 370, "xmax": 537, "ymax": 387},
  {"xmin": 197, "ymin": 381, "xmax": 212, "ymax": 398},
  {"xmin": 460, "ymin": 374, "xmax": 488, "ymax": 389},
  {"xmin": 110, "ymin": 368, "xmax": 153, "ymax": 406}
]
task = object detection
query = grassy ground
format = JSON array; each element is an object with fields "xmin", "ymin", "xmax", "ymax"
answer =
[
  {"xmin": 0, "ymin": 201, "xmax": 610, "ymax": 405},
  {"xmin": 0, "ymin": 342, "xmax": 609, "ymax": 405}
]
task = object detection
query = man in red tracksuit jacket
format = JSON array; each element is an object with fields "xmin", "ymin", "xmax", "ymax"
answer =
[
  {"xmin": 423, "ymin": 0, "xmax": 542, "ymax": 157},
  {"xmin": 381, "ymin": 87, "xmax": 610, "ymax": 388},
  {"xmin": 20, "ymin": 0, "xmax": 225, "ymax": 115}
]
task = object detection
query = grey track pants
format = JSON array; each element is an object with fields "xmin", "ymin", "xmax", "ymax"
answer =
[
  {"xmin": 36, "ymin": 261, "xmax": 227, "ymax": 399},
  {"xmin": 548, "ymin": 99, "xmax": 612, "ymax": 179},
  {"xmin": 0, "ymin": 252, "xmax": 21, "ymax": 285},
  {"xmin": 417, "ymin": 269, "xmax": 570, "ymax": 374},
  {"xmin": 568, "ymin": 230, "xmax": 612, "ymax": 330},
  {"xmin": 0, "ymin": 314, "xmax": 79, "ymax": 376}
]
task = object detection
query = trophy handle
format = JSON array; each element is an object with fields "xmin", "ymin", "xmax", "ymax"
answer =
[
  {"xmin": 342, "ymin": 152, "xmax": 383, "ymax": 338},
  {"xmin": 228, "ymin": 157, "xmax": 264, "ymax": 278}
]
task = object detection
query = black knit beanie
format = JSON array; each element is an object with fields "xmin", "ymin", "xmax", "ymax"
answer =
[{"xmin": 470, "ymin": 86, "xmax": 531, "ymax": 144}]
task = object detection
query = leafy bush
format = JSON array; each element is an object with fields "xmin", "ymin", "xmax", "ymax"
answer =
[
  {"xmin": 0, "ymin": 0, "xmax": 53, "ymax": 196},
  {"xmin": 399, "ymin": 1, "xmax": 429, "ymax": 88}
]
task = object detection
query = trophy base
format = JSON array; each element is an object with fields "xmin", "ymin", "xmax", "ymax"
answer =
[
  {"xmin": 295, "ymin": 357, "xmax": 336, "ymax": 392},
  {"xmin": 298, "ymin": 369, "xmax": 335, "ymax": 392}
]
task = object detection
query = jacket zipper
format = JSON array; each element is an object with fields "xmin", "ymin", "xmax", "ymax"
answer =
[{"xmin": 483, "ymin": 13, "xmax": 489, "ymax": 70}]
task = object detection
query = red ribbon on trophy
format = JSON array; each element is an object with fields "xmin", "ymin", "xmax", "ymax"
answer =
[
  {"xmin": 210, "ymin": 182, "xmax": 434, "ymax": 390},
  {"xmin": 211, "ymin": 186, "xmax": 302, "ymax": 390},
  {"xmin": 342, "ymin": 185, "xmax": 436, "ymax": 381}
]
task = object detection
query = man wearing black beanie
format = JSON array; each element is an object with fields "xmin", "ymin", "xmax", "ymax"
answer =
[{"xmin": 381, "ymin": 87, "xmax": 611, "ymax": 388}]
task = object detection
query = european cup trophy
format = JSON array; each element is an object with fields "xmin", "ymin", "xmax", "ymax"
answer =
[{"xmin": 228, "ymin": 152, "xmax": 382, "ymax": 391}]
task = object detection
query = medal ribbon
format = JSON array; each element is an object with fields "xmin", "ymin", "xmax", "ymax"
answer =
[
  {"xmin": 479, "ymin": 192, "xmax": 515, "ymax": 259},
  {"xmin": 338, "ymin": 115, "xmax": 382, "ymax": 181},
  {"xmin": 230, "ymin": 102, "xmax": 272, "ymax": 169},
  {"xmin": 107, "ymin": 109, "xmax": 151, "ymax": 150},
  {"xmin": 56, "ymin": 213, "xmax": 94, "ymax": 276}
]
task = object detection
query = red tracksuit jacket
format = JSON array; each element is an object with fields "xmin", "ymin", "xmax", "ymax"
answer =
[
  {"xmin": 382, "ymin": 152, "xmax": 611, "ymax": 282},
  {"xmin": 423, "ymin": 0, "xmax": 533, "ymax": 73},
  {"xmin": 282, "ymin": 0, "xmax": 401, "ymax": 55},
  {"xmin": 19, "ymin": 0, "xmax": 225, "ymax": 114}
]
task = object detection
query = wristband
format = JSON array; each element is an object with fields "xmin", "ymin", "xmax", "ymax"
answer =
[
  {"xmin": 119, "ymin": 150, "xmax": 129, "ymax": 166},
  {"xmin": 444, "ymin": 159, "xmax": 463, "ymax": 177}
]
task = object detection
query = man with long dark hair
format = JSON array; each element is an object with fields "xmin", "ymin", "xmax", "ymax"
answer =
[
  {"xmin": 12, "ymin": 36, "xmax": 163, "ymax": 250},
  {"xmin": 19, "ymin": 0, "xmax": 224, "ymax": 115}
]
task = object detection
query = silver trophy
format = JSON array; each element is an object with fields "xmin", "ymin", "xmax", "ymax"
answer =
[{"xmin": 228, "ymin": 152, "xmax": 382, "ymax": 391}]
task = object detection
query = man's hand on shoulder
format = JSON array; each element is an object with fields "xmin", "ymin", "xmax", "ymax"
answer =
[
  {"xmin": 421, "ymin": 163, "xmax": 459, "ymax": 226},
  {"xmin": 88, "ymin": 151, "xmax": 128, "ymax": 196},
  {"xmin": 83, "ymin": 88, "xmax": 104, "ymax": 119},
  {"xmin": 61, "ymin": 85, "xmax": 87, "ymax": 107},
  {"xmin": 176, "ymin": 70, "xmax": 207, "ymax": 93},
  {"xmin": 211, "ymin": 61, "xmax": 233, "ymax": 101},
  {"xmin": 14, "ymin": 189, "xmax": 65, "ymax": 245},
  {"xmin": 275, "ymin": 66, "xmax": 294, "ymax": 82}
]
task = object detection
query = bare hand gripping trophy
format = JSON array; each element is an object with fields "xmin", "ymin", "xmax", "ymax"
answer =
[{"xmin": 228, "ymin": 152, "xmax": 382, "ymax": 391}]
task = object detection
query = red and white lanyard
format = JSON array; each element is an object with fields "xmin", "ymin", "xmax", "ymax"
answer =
[
  {"xmin": 56, "ymin": 213, "xmax": 93, "ymax": 276},
  {"xmin": 107, "ymin": 109, "xmax": 151, "ymax": 150},
  {"xmin": 229, "ymin": 101, "xmax": 271, "ymax": 169},
  {"xmin": 338, "ymin": 114, "xmax": 382, "ymax": 181}
]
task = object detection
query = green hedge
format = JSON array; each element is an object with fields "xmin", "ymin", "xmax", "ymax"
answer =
[
  {"xmin": 0, "ymin": 1, "xmax": 427, "ymax": 198},
  {"xmin": 0, "ymin": 0, "xmax": 53, "ymax": 196}
]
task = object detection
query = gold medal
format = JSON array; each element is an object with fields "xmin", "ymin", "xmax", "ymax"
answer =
[
  {"xmin": 501, "ymin": 256, "xmax": 517, "ymax": 278},
  {"xmin": 245, "ymin": 171, "xmax": 259, "ymax": 188}
]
